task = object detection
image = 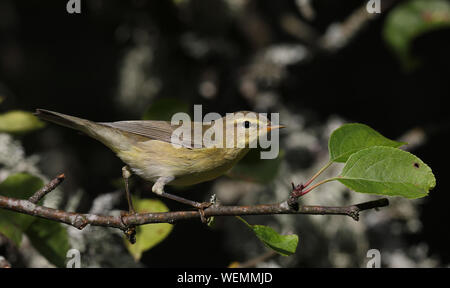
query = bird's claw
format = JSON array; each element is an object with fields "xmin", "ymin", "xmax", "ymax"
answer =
[
  {"xmin": 120, "ymin": 211, "xmax": 137, "ymax": 244},
  {"xmin": 195, "ymin": 202, "xmax": 213, "ymax": 224}
]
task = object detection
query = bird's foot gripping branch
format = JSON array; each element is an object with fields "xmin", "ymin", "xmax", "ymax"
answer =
[{"xmin": 0, "ymin": 123, "xmax": 436, "ymax": 264}]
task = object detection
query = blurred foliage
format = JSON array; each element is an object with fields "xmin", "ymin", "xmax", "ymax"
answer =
[
  {"xmin": 125, "ymin": 197, "xmax": 173, "ymax": 261},
  {"xmin": 384, "ymin": 0, "xmax": 450, "ymax": 69},
  {"xmin": 0, "ymin": 110, "xmax": 45, "ymax": 134},
  {"xmin": 25, "ymin": 218, "xmax": 71, "ymax": 268},
  {"xmin": 0, "ymin": 173, "xmax": 70, "ymax": 267},
  {"xmin": 0, "ymin": 173, "xmax": 43, "ymax": 246}
]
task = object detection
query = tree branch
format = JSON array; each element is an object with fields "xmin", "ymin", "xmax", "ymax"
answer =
[
  {"xmin": 28, "ymin": 173, "xmax": 65, "ymax": 204},
  {"xmin": 283, "ymin": 0, "xmax": 402, "ymax": 52},
  {"xmin": 0, "ymin": 174, "xmax": 389, "ymax": 235}
]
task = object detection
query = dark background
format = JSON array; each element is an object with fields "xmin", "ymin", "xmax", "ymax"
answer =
[{"xmin": 0, "ymin": 0, "xmax": 449, "ymax": 267}]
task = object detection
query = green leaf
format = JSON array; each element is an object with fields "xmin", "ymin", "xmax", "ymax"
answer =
[
  {"xmin": 0, "ymin": 173, "xmax": 43, "ymax": 246},
  {"xmin": 0, "ymin": 174, "xmax": 70, "ymax": 266},
  {"xmin": 25, "ymin": 218, "xmax": 70, "ymax": 268},
  {"xmin": 125, "ymin": 198, "xmax": 173, "ymax": 261},
  {"xmin": 237, "ymin": 217, "xmax": 298, "ymax": 256},
  {"xmin": 337, "ymin": 146, "xmax": 436, "ymax": 199},
  {"xmin": 228, "ymin": 149, "xmax": 284, "ymax": 183},
  {"xmin": 142, "ymin": 98, "xmax": 190, "ymax": 121},
  {"xmin": 0, "ymin": 173, "xmax": 44, "ymax": 199},
  {"xmin": 0, "ymin": 217, "xmax": 23, "ymax": 246},
  {"xmin": 329, "ymin": 123, "xmax": 405, "ymax": 163},
  {"xmin": 0, "ymin": 110, "xmax": 45, "ymax": 134},
  {"xmin": 383, "ymin": 0, "xmax": 450, "ymax": 70}
]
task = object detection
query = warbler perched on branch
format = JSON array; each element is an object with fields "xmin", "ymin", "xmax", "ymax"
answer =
[{"xmin": 34, "ymin": 109, "xmax": 284, "ymax": 215}]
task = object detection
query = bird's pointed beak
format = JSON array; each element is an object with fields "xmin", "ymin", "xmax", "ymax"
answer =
[{"xmin": 267, "ymin": 125, "xmax": 286, "ymax": 132}]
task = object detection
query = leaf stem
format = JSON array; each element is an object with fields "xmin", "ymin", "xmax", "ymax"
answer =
[
  {"xmin": 300, "ymin": 177, "xmax": 337, "ymax": 196},
  {"xmin": 303, "ymin": 161, "xmax": 333, "ymax": 188},
  {"xmin": 235, "ymin": 216, "xmax": 252, "ymax": 228}
]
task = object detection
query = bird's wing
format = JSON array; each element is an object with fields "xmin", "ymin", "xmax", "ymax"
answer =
[{"xmin": 99, "ymin": 120, "xmax": 205, "ymax": 149}]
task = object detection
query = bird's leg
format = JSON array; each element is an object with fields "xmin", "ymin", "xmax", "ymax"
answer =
[
  {"xmin": 121, "ymin": 166, "xmax": 136, "ymax": 244},
  {"xmin": 152, "ymin": 176, "xmax": 212, "ymax": 223},
  {"xmin": 122, "ymin": 166, "xmax": 135, "ymax": 214}
]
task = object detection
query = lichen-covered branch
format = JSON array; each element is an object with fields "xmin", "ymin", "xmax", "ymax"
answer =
[{"xmin": 0, "ymin": 175, "xmax": 389, "ymax": 233}]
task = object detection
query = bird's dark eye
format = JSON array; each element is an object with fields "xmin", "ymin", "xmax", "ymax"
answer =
[{"xmin": 243, "ymin": 121, "xmax": 250, "ymax": 128}]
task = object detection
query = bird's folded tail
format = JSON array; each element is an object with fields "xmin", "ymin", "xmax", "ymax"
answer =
[
  {"xmin": 34, "ymin": 109, "xmax": 133, "ymax": 152},
  {"xmin": 34, "ymin": 109, "xmax": 93, "ymax": 134}
]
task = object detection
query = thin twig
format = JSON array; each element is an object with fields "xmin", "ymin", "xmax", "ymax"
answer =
[
  {"xmin": 28, "ymin": 174, "xmax": 65, "ymax": 204},
  {"xmin": 284, "ymin": 0, "xmax": 401, "ymax": 52},
  {"xmin": 319, "ymin": 0, "xmax": 401, "ymax": 51}
]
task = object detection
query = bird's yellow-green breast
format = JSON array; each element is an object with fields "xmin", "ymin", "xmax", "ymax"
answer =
[{"xmin": 117, "ymin": 139, "xmax": 249, "ymax": 186}]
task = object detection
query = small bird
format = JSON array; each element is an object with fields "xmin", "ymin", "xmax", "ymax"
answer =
[{"xmin": 34, "ymin": 109, "xmax": 284, "ymax": 215}]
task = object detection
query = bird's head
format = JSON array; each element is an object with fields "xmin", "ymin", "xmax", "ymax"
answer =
[{"xmin": 219, "ymin": 111, "xmax": 285, "ymax": 148}]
